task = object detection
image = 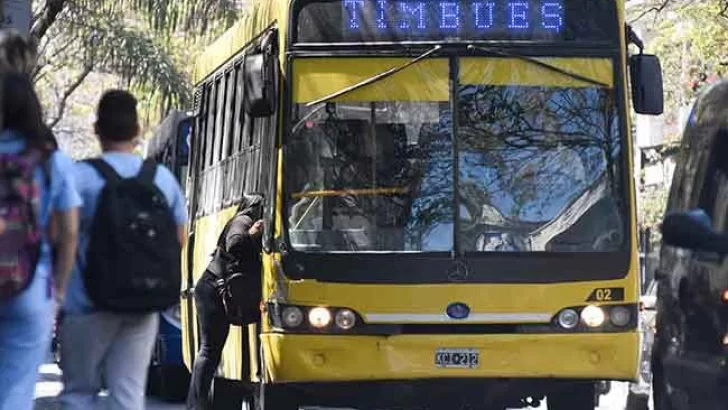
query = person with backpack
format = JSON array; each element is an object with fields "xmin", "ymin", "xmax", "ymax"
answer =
[
  {"xmin": 59, "ymin": 90, "xmax": 187, "ymax": 410},
  {"xmin": 186, "ymin": 195, "xmax": 264, "ymax": 410},
  {"xmin": 0, "ymin": 72, "xmax": 81, "ymax": 409}
]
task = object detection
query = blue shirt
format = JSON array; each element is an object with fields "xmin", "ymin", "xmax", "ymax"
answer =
[
  {"xmin": 63, "ymin": 152, "xmax": 188, "ymax": 314},
  {"xmin": 0, "ymin": 131, "xmax": 82, "ymax": 318}
]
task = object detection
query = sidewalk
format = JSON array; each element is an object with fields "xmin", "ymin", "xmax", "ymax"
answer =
[{"xmin": 34, "ymin": 361, "xmax": 184, "ymax": 410}]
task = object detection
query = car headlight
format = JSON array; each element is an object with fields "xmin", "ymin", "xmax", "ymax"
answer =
[{"xmin": 581, "ymin": 305, "xmax": 606, "ymax": 328}]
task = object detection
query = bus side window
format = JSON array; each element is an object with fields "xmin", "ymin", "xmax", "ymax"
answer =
[
  {"xmin": 213, "ymin": 76, "xmax": 227, "ymax": 167},
  {"xmin": 202, "ymin": 81, "xmax": 218, "ymax": 215},
  {"xmin": 221, "ymin": 69, "xmax": 235, "ymax": 163},
  {"xmin": 222, "ymin": 67, "xmax": 240, "ymax": 207},
  {"xmin": 206, "ymin": 81, "xmax": 218, "ymax": 171},
  {"xmin": 239, "ymin": 106, "xmax": 254, "ymax": 201},
  {"xmin": 214, "ymin": 76, "xmax": 228, "ymax": 212},
  {"xmin": 232, "ymin": 62, "xmax": 245, "ymax": 157},
  {"xmin": 193, "ymin": 85, "xmax": 208, "ymax": 217},
  {"xmin": 233, "ymin": 63, "xmax": 248, "ymax": 203},
  {"xmin": 199, "ymin": 84, "xmax": 211, "ymax": 176},
  {"xmin": 247, "ymin": 116, "xmax": 260, "ymax": 193}
]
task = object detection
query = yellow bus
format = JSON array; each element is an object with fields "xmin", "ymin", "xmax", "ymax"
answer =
[{"xmin": 181, "ymin": 1, "xmax": 664, "ymax": 409}]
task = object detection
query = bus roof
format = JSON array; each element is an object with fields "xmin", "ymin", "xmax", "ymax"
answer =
[{"xmin": 193, "ymin": 0, "xmax": 289, "ymax": 85}]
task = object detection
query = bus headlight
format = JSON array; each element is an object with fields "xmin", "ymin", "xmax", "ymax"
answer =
[
  {"xmin": 308, "ymin": 307, "xmax": 332, "ymax": 328},
  {"xmin": 281, "ymin": 306, "xmax": 304, "ymax": 328},
  {"xmin": 335, "ymin": 309, "xmax": 357, "ymax": 330},
  {"xmin": 581, "ymin": 305, "xmax": 606, "ymax": 328},
  {"xmin": 557, "ymin": 308, "xmax": 579, "ymax": 329},
  {"xmin": 609, "ymin": 306, "xmax": 631, "ymax": 327}
]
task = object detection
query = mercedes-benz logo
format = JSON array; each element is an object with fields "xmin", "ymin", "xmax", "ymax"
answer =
[
  {"xmin": 447, "ymin": 260, "xmax": 469, "ymax": 282},
  {"xmin": 446, "ymin": 302, "xmax": 471, "ymax": 319}
]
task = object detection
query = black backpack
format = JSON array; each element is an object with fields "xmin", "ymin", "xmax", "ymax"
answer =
[
  {"xmin": 210, "ymin": 218, "xmax": 262, "ymax": 326},
  {"xmin": 214, "ymin": 247, "xmax": 262, "ymax": 326},
  {"xmin": 83, "ymin": 159, "xmax": 181, "ymax": 313}
]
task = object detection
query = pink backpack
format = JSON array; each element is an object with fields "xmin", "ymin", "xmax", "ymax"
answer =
[{"xmin": 0, "ymin": 150, "xmax": 44, "ymax": 301}]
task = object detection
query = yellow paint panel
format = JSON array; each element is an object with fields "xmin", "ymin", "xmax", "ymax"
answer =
[
  {"xmin": 193, "ymin": 0, "xmax": 288, "ymax": 84},
  {"xmin": 293, "ymin": 58, "xmax": 449, "ymax": 103},
  {"xmin": 460, "ymin": 58, "xmax": 614, "ymax": 88},
  {"xmin": 263, "ymin": 332, "xmax": 638, "ymax": 382},
  {"xmin": 283, "ymin": 276, "xmax": 638, "ymax": 317}
]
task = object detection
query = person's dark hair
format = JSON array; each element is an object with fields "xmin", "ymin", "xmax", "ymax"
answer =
[
  {"xmin": 2, "ymin": 72, "xmax": 57, "ymax": 154},
  {"xmin": 238, "ymin": 194, "xmax": 264, "ymax": 221},
  {"xmin": 95, "ymin": 89, "xmax": 139, "ymax": 142}
]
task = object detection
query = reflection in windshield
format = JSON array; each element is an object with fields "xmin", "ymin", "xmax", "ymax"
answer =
[
  {"xmin": 458, "ymin": 85, "xmax": 624, "ymax": 252},
  {"xmin": 286, "ymin": 62, "xmax": 626, "ymax": 254},
  {"xmin": 286, "ymin": 102, "xmax": 454, "ymax": 251}
]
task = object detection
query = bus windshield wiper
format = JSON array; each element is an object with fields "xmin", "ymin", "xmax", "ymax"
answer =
[
  {"xmin": 466, "ymin": 45, "xmax": 610, "ymax": 88},
  {"xmin": 305, "ymin": 45, "xmax": 443, "ymax": 107}
]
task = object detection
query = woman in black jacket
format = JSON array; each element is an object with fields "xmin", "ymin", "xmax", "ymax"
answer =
[{"xmin": 186, "ymin": 194, "xmax": 264, "ymax": 410}]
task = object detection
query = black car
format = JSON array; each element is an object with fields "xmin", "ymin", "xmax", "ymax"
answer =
[{"xmin": 652, "ymin": 80, "xmax": 728, "ymax": 410}]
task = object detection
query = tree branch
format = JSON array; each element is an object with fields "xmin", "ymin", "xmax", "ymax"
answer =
[
  {"xmin": 32, "ymin": 37, "xmax": 80, "ymax": 81},
  {"xmin": 720, "ymin": 0, "xmax": 728, "ymax": 19},
  {"xmin": 628, "ymin": 0, "xmax": 673, "ymax": 24},
  {"xmin": 31, "ymin": 0, "xmax": 67, "ymax": 42},
  {"xmin": 49, "ymin": 64, "xmax": 93, "ymax": 129}
]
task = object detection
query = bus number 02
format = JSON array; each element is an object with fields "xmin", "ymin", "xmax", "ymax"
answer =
[
  {"xmin": 586, "ymin": 287, "xmax": 624, "ymax": 303},
  {"xmin": 595, "ymin": 289, "xmax": 612, "ymax": 301}
]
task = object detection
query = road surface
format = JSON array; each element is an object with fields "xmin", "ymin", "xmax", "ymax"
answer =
[{"xmin": 34, "ymin": 361, "xmax": 643, "ymax": 410}]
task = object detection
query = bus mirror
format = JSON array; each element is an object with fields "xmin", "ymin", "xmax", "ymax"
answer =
[
  {"xmin": 662, "ymin": 210, "xmax": 728, "ymax": 254},
  {"xmin": 630, "ymin": 54, "xmax": 664, "ymax": 115},
  {"xmin": 244, "ymin": 52, "xmax": 277, "ymax": 118}
]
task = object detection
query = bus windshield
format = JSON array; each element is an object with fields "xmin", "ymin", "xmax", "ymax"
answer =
[{"xmin": 285, "ymin": 57, "xmax": 625, "ymax": 253}]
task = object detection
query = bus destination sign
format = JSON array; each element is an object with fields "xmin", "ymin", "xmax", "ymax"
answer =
[
  {"xmin": 295, "ymin": 0, "xmax": 618, "ymax": 43},
  {"xmin": 343, "ymin": 0, "xmax": 564, "ymax": 35}
]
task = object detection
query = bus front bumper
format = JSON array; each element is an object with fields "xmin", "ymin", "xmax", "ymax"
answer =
[{"xmin": 262, "ymin": 332, "xmax": 639, "ymax": 383}]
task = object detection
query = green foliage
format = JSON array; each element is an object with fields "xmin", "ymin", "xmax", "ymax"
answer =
[
  {"xmin": 31, "ymin": 0, "xmax": 240, "ymax": 132},
  {"xmin": 630, "ymin": 0, "xmax": 728, "ymax": 141},
  {"xmin": 73, "ymin": 0, "xmax": 240, "ymax": 39},
  {"xmin": 627, "ymin": 1, "xmax": 727, "ymax": 237},
  {"xmin": 640, "ymin": 185, "xmax": 669, "ymax": 228}
]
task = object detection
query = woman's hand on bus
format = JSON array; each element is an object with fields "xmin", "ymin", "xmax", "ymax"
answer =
[{"xmin": 249, "ymin": 220, "xmax": 264, "ymax": 239}]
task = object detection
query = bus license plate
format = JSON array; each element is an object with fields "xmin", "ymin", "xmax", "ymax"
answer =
[{"xmin": 435, "ymin": 348, "xmax": 480, "ymax": 369}]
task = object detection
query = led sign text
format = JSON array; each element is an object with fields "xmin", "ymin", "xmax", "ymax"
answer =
[{"xmin": 342, "ymin": 0, "xmax": 564, "ymax": 34}]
